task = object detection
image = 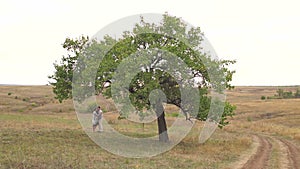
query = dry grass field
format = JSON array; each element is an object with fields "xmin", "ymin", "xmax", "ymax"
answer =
[{"xmin": 0, "ymin": 85, "xmax": 299, "ymax": 168}]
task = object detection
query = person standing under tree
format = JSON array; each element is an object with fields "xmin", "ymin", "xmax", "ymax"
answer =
[{"xmin": 92, "ymin": 106, "xmax": 103, "ymax": 132}]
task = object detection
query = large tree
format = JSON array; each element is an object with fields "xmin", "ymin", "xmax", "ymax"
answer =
[{"xmin": 49, "ymin": 13, "xmax": 236, "ymax": 142}]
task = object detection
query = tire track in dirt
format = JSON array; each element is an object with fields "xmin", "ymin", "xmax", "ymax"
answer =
[
  {"xmin": 239, "ymin": 134, "xmax": 300, "ymax": 169},
  {"xmin": 272, "ymin": 138, "xmax": 290, "ymax": 169},
  {"xmin": 241, "ymin": 134, "xmax": 272, "ymax": 169},
  {"xmin": 279, "ymin": 138, "xmax": 300, "ymax": 169}
]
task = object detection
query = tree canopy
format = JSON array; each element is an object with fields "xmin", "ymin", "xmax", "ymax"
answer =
[{"xmin": 49, "ymin": 13, "xmax": 236, "ymax": 142}]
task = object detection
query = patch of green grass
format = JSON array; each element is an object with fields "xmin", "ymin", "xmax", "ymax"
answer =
[{"xmin": 166, "ymin": 112, "xmax": 179, "ymax": 117}]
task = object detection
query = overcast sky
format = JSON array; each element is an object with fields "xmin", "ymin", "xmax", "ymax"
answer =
[{"xmin": 1, "ymin": 0, "xmax": 299, "ymax": 86}]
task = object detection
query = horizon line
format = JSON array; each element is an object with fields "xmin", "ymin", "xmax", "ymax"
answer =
[{"xmin": 1, "ymin": 84, "xmax": 299, "ymax": 87}]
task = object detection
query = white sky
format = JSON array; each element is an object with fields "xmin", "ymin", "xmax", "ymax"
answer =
[{"xmin": 0, "ymin": 0, "xmax": 299, "ymax": 86}]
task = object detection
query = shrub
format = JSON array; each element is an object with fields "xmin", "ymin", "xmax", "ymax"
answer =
[
  {"xmin": 22, "ymin": 98, "xmax": 29, "ymax": 102},
  {"xmin": 8, "ymin": 92, "xmax": 12, "ymax": 96},
  {"xmin": 261, "ymin": 96, "xmax": 266, "ymax": 100},
  {"xmin": 295, "ymin": 89, "xmax": 300, "ymax": 98},
  {"xmin": 283, "ymin": 91, "xmax": 293, "ymax": 98},
  {"xmin": 118, "ymin": 115, "xmax": 126, "ymax": 120},
  {"xmin": 31, "ymin": 103, "xmax": 37, "ymax": 107},
  {"xmin": 276, "ymin": 89, "xmax": 284, "ymax": 98},
  {"xmin": 247, "ymin": 117, "xmax": 252, "ymax": 122}
]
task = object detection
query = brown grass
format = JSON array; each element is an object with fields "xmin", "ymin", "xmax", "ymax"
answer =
[
  {"xmin": 0, "ymin": 85, "xmax": 300, "ymax": 168},
  {"xmin": 225, "ymin": 86, "xmax": 300, "ymax": 142}
]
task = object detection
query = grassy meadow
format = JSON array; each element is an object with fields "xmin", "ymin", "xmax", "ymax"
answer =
[{"xmin": 0, "ymin": 85, "xmax": 299, "ymax": 168}]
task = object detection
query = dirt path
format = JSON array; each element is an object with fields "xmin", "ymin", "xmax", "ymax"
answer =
[
  {"xmin": 241, "ymin": 135, "xmax": 272, "ymax": 169},
  {"xmin": 279, "ymin": 138, "xmax": 300, "ymax": 169},
  {"xmin": 237, "ymin": 134, "xmax": 300, "ymax": 169},
  {"xmin": 273, "ymin": 138, "xmax": 290, "ymax": 169}
]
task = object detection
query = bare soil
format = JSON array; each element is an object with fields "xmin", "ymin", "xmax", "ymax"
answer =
[{"xmin": 239, "ymin": 134, "xmax": 300, "ymax": 169}]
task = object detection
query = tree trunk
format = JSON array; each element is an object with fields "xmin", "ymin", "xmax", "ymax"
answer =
[
  {"xmin": 157, "ymin": 111, "xmax": 169, "ymax": 142},
  {"xmin": 155, "ymin": 102, "xmax": 169, "ymax": 142}
]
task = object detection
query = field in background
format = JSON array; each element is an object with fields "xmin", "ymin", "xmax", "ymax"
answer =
[
  {"xmin": 0, "ymin": 85, "xmax": 299, "ymax": 168},
  {"xmin": 226, "ymin": 86, "xmax": 300, "ymax": 140}
]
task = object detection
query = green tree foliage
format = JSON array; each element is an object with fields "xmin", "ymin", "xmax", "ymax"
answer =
[
  {"xmin": 276, "ymin": 88, "xmax": 296, "ymax": 99},
  {"xmin": 48, "ymin": 36, "xmax": 89, "ymax": 103},
  {"xmin": 295, "ymin": 89, "xmax": 300, "ymax": 98},
  {"xmin": 49, "ymin": 13, "xmax": 236, "ymax": 141},
  {"xmin": 276, "ymin": 89, "xmax": 284, "ymax": 98}
]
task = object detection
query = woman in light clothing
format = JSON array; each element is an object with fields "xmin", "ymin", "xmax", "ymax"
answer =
[{"xmin": 92, "ymin": 106, "xmax": 103, "ymax": 132}]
